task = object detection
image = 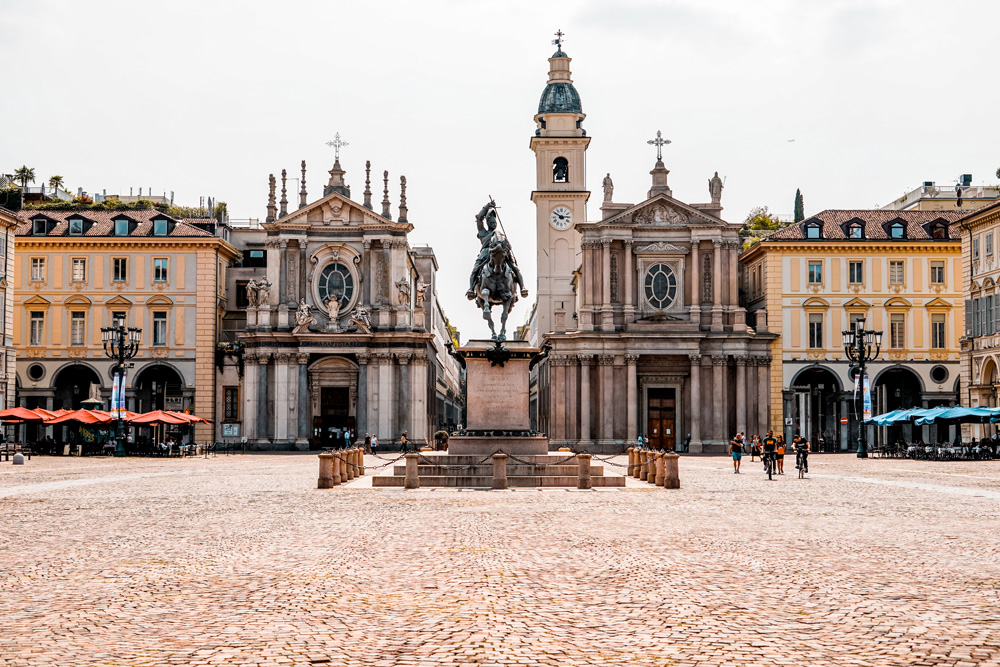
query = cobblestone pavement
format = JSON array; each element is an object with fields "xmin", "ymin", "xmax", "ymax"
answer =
[{"xmin": 2, "ymin": 453, "xmax": 999, "ymax": 666}]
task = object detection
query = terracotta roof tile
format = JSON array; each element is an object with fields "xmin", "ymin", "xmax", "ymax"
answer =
[
  {"xmin": 767, "ymin": 209, "xmax": 965, "ymax": 241},
  {"xmin": 14, "ymin": 209, "xmax": 214, "ymax": 238}
]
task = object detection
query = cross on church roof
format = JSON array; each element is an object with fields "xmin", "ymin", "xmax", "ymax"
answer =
[
  {"xmin": 326, "ymin": 133, "xmax": 349, "ymax": 160},
  {"xmin": 647, "ymin": 130, "xmax": 671, "ymax": 162},
  {"xmin": 552, "ymin": 29, "xmax": 565, "ymax": 50}
]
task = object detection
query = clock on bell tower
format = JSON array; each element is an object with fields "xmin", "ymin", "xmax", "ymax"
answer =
[{"xmin": 530, "ymin": 30, "xmax": 591, "ymax": 338}]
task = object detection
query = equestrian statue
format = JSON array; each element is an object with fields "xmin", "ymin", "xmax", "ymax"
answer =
[{"xmin": 466, "ymin": 199, "xmax": 529, "ymax": 343}]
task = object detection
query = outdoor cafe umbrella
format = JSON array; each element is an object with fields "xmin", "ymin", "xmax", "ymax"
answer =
[
  {"xmin": 130, "ymin": 410, "xmax": 192, "ymax": 426},
  {"xmin": 164, "ymin": 410, "xmax": 212, "ymax": 424},
  {"xmin": 914, "ymin": 406, "xmax": 993, "ymax": 426},
  {"xmin": 44, "ymin": 409, "xmax": 115, "ymax": 425},
  {"xmin": 0, "ymin": 406, "xmax": 49, "ymax": 423}
]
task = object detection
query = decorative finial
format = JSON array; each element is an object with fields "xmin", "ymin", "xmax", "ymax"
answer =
[
  {"xmin": 279, "ymin": 169, "xmax": 288, "ymax": 218},
  {"xmin": 266, "ymin": 173, "xmax": 277, "ymax": 223},
  {"xmin": 381, "ymin": 170, "xmax": 392, "ymax": 220},
  {"xmin": 552, "ymin": 29, "xmax": 565, "ymax": 51},
  {"xmin": 363, "ymin": 160, "xmax": 373, "ymax": 209},
  {"xmin": 398, "ymin": 175, "xmax": 408, "ymax": 223},
  {"xmin": 326, "ymin": 133, "xmax": 349, "ymax": 163},
  {"xmin": 299, "ymin": 160, "xmax": 307, "ymax": 209},
  {"xmin": 647, "ymin": 130, "xmax": 671, "ymax": 163}
]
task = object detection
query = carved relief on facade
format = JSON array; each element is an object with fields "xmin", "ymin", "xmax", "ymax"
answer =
[
  {"xmin": 634, "ymin": 242, "xmax": 688, "ymax": 254},
  {"xmin": 375, "ymin": 251, "xmax": 386, "ymax": 305},
  {"xmin": 610, "ymin": 254, "xmax": 619, "ymax": 304},
  {"xmin": 633, "ymin": 204, "xmax": 687, "ymax": 225},
  {"xmin": 702, "ymin": 254, "xmax": 712, "ymax": 303}
]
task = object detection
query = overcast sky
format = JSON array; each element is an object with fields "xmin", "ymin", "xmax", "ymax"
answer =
[{"xmin": 3, "ymin": 0, "xmax": 998, "ymax": 340}]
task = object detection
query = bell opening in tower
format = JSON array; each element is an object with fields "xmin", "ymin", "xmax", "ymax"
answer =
[{"xmin": 553, "ymin": 157, "xmax": 569, "ymax": 183}]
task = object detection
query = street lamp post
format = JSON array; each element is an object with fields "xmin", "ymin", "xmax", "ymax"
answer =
[
  {"xmin": 842, "ymin": 317, "xmax": 883, "ymax": 458},
  {"xmin": 101, "ymin": 319, "xmax": 141, "ymax": 455}
]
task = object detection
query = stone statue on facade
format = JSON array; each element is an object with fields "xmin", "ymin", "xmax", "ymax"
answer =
[
  {"xmin": 291, "ymin": 298, "xmax": 316, "ymax": 334},
  {"xmin": 245, "ymin": 278, "xmax": 271, "ymax": 308},
  {"xmin": 466, "ymin": 200, "xmax": 529, "ymax": 343},
  {"xmin": 395, "ymin": 277, "xmax": 411, "ymax": 305},
  {"xmin": 415, "ymin": 281, "xmax": 430, "ymax": 307},
  {"xmin": 602, "ymin": 173, "xmax": 614, "ymax": 202},
  {"xmin": 709, "ymin": 171, "xmax": 724, "ymax": 204},
  {"xmin": 350, "ymin": 304, "xmax": 373, "ymax": 334},
  {"xmin": 324, "ymin": 293, "xmax": 342, "ymax": 332}
]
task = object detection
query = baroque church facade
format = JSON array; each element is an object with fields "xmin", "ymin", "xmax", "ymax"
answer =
[
  {"xmin": 526, "ymin": 41, "xmax": 775, "ymax": 453},
  {"xmin": 236, "ymin": 156, "xmax": 461, "ymax": 449}
]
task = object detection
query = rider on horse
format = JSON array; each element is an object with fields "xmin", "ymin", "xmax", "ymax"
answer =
[{"xmin": 466, "ymin": 201, "xmax": 529, "ymax": 301}]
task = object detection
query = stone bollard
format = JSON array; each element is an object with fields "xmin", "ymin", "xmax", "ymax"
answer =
[
  {"xmin": 627, "ymin": 448, "xmax": 636, "ymax": 478},
  {"xmin": 13, "ymin": 452, "xmax": 25, "ymax": 466},
  {"xmin": 331, "ymin": 451, "xmax": 342, "ymax": 486},
  {"xmin": 662, "ymin": 451, "xmax": 680, "ymax": 489},
  {"xmin": 492, "ymin": 453, "xmax": 508, "ymax": 490},
  {"xmin": 404, "ymin": 452, "xmax": 420, "ymax": 489},
  {"xmin": 318, "ymin": 453, "xmax": 334, "ymax": 489},
  {"xmin": 654, "ymin": 452, "xmax": 665, "ymax": 486},
  {"xmin": 357, "ymin": 448, "xmax": 365, "ymax": 476},
  {"xmin": 577, "ymin": 452, "xmax": 592, "ymax": 490},
  {"xmin": 638, "ymin": 451, "xmax": 649, "ymax": 481}
]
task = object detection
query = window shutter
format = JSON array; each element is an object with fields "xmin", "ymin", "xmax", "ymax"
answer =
[
  {"xmin": 989, "ymin": 296, "xmax": 995, "ymax": 335},
  {"xmin": 966, "ymin": 299, "xmax": 974, "ymax": 335}
]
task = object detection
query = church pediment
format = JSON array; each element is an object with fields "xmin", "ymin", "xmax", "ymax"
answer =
[
  {"xmin": 633, "ymin": 241, "xmax": 689, "ymax": 254},
  {"xmin": 593, "ymin": 194, "xmax": 726, "ymax": 228},
  {"xmin": 265, "ymin": 191, "xmax": 413, "ymax": 233}
]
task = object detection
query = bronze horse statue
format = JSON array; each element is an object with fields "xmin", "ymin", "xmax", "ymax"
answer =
[{"xmin": 473, "ymin": 236, "xmax": 519, "ymax": 342}]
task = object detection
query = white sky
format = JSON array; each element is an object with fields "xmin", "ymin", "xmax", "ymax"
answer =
[{"xmin": 3, "ymin": 0, "xmax": 999, "ymax": 340}]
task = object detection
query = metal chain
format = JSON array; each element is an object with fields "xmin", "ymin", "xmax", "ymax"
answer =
[
  {"xmin": 505, "ymin": 452, "xmax": 580, "ymax": 467},
  {"xmin": 416, "ymin": 452, "xmax": 499, "ymax": 470}
]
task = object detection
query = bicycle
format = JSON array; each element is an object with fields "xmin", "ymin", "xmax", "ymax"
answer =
[
  {"xmin": 795, "ymin": 449, "xmax": 807, "ymax": 478},
  {"xmin": 763, "ymin": 450, "xmax": 775, "ymax": 480}
]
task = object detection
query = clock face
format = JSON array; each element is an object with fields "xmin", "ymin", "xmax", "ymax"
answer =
[{"xmin": 550, "ymin": 206, "xmax": 573, "ymax": 230}]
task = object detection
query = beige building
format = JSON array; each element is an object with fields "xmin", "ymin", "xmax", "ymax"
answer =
[
  {"xmin": 0, "ymin": 207, "xmax": 17, "ymax": 413},
  {"xmin": 956, "ymin": 200, "xmax": 1000, "ymax": 428},
  {"xmin": 526, "ymin": 41, "xmax": 773, "ymax": 453},
  {"xmin": 882, "ymin": 177, "xmax": 999, "ymax": 212},
  {"xmin": 13, "ymin": 208, "xmax": 239, "ymax": 443},
  {"xmin": 741, "ymin": 210, "xmax": 965, "ymax": 448}
]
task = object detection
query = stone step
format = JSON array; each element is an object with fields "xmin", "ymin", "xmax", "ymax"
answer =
[
  {"xmin": 371, "ymin": 475, "xmax": 626, "ymax": 488},
  {"xmin": 409, "ymin": 454, "xmax": 586, "ymax": 466},
  {"xmin": 391, "ymin": 464, "xmax": 607, "ymax": 477}
]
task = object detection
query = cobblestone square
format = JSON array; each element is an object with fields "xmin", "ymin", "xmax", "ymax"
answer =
[{"xmin": 2, "ymin": 453, "xmax": 999, "ymax": 666}]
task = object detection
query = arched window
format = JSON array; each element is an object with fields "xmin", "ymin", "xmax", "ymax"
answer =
[{"xmin": 552, "ymin": 157, "xmax": 569, "ymax": 183}]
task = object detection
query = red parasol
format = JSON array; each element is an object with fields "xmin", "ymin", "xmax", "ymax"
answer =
[
  {"xmin": 165, "ymin": 410, "xmax": 212, "ymax": 424},
  {"xmin": 130, "ymin": 410, "xmax": 191, "ymax": 426},
  {"xmin": 0, "ymin": 406, "xmax": 49, "ymax": 423},
  {"xmin": 44, "ymin": 409, "xmax": 115, "ymax": 425}
]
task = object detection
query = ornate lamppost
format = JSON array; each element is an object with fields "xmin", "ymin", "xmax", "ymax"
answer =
[
  {"xmin": 101, "ymin": 320, "xmax": 141, "ymax": 455},
  {"xmin": 842, "ymin": 317, "xmax": 882, "ymax": 458}
]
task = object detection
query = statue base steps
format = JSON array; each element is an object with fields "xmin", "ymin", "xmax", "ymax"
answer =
[{"xmin": 372, "ymin": 452, "xmax": 626, "ymax": 488}]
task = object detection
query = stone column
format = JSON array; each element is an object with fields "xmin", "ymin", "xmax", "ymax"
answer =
[
  {"xmin": 713, "ymin": 355, "xmax": 727, "ymax": 443},
  {"xmin": 601, "ymin": 240, "xmax": 611, "ymax": 327},
  {"xmin": 712, "ymin": 239, "xmax": 723, "ymax": 330},
  {"xmin": 552, "ymin": 355, "xmax": 567, "ymax": 442},
  {"xmin": 757, "ymin": 356, "xmax": 770, "ymax": 435},
  {"xmin": 362, "ymin": 240, "xmax": 372, "ymax": 306},
  {"xmin": 257, "ymin": 354, "xmax": 269, "ymax": 442},
  {"xmin": 356, "ymin": 353, "xmax": 370, "ymax": 440},
  {"xmin": 398, "ymin": 353, "xmax": 411, "ymax": 435},
  {"xmin": 566, "ymin": 358, "xmax": 578, "ymax": 442},
  {"xmin": 690, "ymin": 240, "xmax": 701, "ymax": 321},
  {"xmin": 298, "ymin": 242, "xmax": 308, "ymax": 305},
  {"xmin": 377, "ymin": 353, "xmax": 392, "ymax": 440},
  {"xmin": 626, "ymin": 354, "xmax": 638, "ymax": 442},
  {"xmin": 579, "ymin": 355, "xmax": 592, "ymax": 443},
  {"xmin": 840, "ymin": 397, "xmax": 849, "ymax": 451},
  {"xmin": 368, "ymin": 353, "xmax": 381, "ymax": 440},
  {"xmin": 278, "ymin": 239, "xmax": 289, "ymax": 305},
  {"xmin": 411, "ymin": 355, "xmax": 428, "ymax": 444},
  {"xmin": 298, "ymin": 353, "xmax": 310, "ymax": 446},
  {"xmin": 735, "ymin": 355, "xmax": 748, "ymax": 436},
  {"xmin": 274, "ymin": 353, "xmax": 290, "ymax": 442},
  {"xmin": 243, "ymin": 352, "xmax": 259, "ymax": 440},
  {"xmin": 623, "ymin": 240, "xmax": 634, "ymax": 319},
  {"xmin": 599, "ymin": 354, "xmax": 615, "ymax": 442},
  {"xmin": 728, "ymin": 241, "xmax": 745, "ymax": 327},
  {"xmin": 688, "ymin": 354, "xmax": 702, "ymax": 453}
]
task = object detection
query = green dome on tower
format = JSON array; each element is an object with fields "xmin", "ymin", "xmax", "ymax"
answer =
[{"xmin": 537, "ymin": 81, "xmax": 582, "ymax": 115}]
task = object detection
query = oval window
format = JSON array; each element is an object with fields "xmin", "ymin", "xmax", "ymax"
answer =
[
  {"xmin": 317, "ymin": 262, "xmax": 356, "ymax": 311},
  {"xmin": 644, "ymin": 263, "xmax": 677, "ymax": 310}
]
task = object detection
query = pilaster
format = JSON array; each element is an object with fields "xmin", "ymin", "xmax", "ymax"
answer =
[
  {"xmin": 599, "ymin": 354, "xmax": 615, "ymax": 441},
  {"xmin": 735, "ymin": 355, "xmax": 748, "ymax": 436},
  {"xmin": 625, "ymin": 354, "xmax": 638, "ymax": 441},
  {"xmin": 688, "ymin": 353, "xmax": 702, "ymax": 452},
  {"xmin": 712, "ymin": 239, "xmax": 723, "ymax": 331},
  {"xmin": 578, "ymin": 354, "xmax": 592, "ymax": 443}
]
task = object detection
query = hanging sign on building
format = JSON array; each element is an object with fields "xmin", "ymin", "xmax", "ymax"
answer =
[{"xmin": 862, "ymin": 374, "xmax": 872, "ymax": 422}]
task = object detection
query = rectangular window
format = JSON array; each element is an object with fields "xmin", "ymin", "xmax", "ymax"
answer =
[
  {"xmin": 71, "ymin": 258, "xmax": 86, "ymax": 282},
  {"xmin": 112, "ymin": 310, "xmax": 126, "ymax": 328},
  {"xmin": 223, "ymin": 387, "xmax": 240, "ymax": 422},
  {"xmin": 245, "ymin": 249, "xmax": 267, "ymax": 268},
  {"xmin": 932, "ymin": 314, "xmax": 946, "ymax": 349},
  {"xmin": 70, "ymin": 312, "xmax": 85, "ymax": 346},
  {"xmin": 988, "ymin": 233, "xmax": 994, "ymax": 256},
  {"xmin": 30, "ymin": 257, "xmax": 45, "ymax": 281},
  {"xmin": 848, "ymin": 260, "xmax": 863, "ymax": 284},
  {"xmin": 889, "ymin": 260, "xmax": 905, "ymax": 285},
  {"xmin": 808, "ymin": 313, "xmax": 823, "ymax": 349},
  {"xmin": 69, "ymin": 218, "xmax": 83, "ymax": 235},
  {"xmin": 153, "ymin": 258, "xmax": 168, "ymax": 282},
  {"xmin": 807, "ymin": 260, "xmax": 822, "ymax": 284},
  {"xmin": 849, "ymin": 313, "xmax": 865, "ymax": 330},
  {"xmin": 153, "ymin": 218, "xmax": 168, "ymax": 236},
  {"xmin": 235, "ymin": 280, "xmax": 250, "ymax": 309},
  {"xmin": 29, "ymin": 311, "xmax": 44, "ymax": 346},
  {"xmin": 973, "ymin": 237, "xmax": 980, "ymax": 260},
  {"xmin": 153, "ymin": 312, "xmax": 167, "ymax": 346},
  {"xmin": 32, "ymin": 219, "xmax": 46, "ymax": 235},
  {"xmin": 115, "ymin": 218, "xmax": 129, "ymax": 236},
  {"xmin": 890, "ymin": 313, "xmax": 905, "ymax": 349},
  {"xmin": 930, "ymin": 260, "xmax": 945, "ymax": 285},
  {"xmin": 113, "ymin": 257, "xmax": 128, "ymax": 282}
]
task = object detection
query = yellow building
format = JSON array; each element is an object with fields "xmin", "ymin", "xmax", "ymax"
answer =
[
  {"xmin": 741, "ymin": 209, "xmax": 965, "ymax": 449},
  {"xmin": 13, "ymin": 208, "xmax": 239, "ymax": 443},
  {"xmin": 956, "ymin": 200, "xmax": 1000, "ymax": 428},
  {"xmin": 0, "ymin": 206, "xmax": 17, "ymax": 412}
]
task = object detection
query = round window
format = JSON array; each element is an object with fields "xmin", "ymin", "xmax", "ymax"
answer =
[
  {"xmin": 644, "ymin": 263, "xmax": 677, "ymax": 310},
  {"xmin": 929, "ymin": 365, "xmax": 949, "ymax": 384},
  {"xmin": 26, "ymin": 364, "xmax": 45, "ymax": 381},
  {"xmin": 317, "ymin": 262, "xmax": 356, "ymax": 311}
]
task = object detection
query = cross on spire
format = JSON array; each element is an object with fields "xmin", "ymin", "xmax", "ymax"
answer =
[
  {"xmin": 326, "ymin": 133, "xmax": 349, "ymax": 160},
  {"xmin": 647, "ymin": 130, "xmax": 671, "ymax": 162},
  {"xmin": 552, "ymin": 29, "xmax": 565, "ymax": 50}
]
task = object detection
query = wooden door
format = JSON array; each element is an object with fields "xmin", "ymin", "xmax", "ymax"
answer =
[{"xmin": 646, "ymin": 388, "xmax": 677, "ymax": 450}]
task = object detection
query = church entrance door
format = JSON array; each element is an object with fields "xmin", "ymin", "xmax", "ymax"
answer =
[
  {"xmin": 647, "ymin": 388, "xmax": 676, "ymax": 451},
  {"xmin": 313, "ymin": 387, "xmax": 355, "ymax": 450}
]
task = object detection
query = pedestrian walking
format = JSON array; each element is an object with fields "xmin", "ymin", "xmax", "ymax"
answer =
[
  {"xmin": 371, "ymin": 434, "xmax": 378, "ymax": 454},
  {"xmin": 364, "ymin": 432, "xmax": 372, "ymax": 454},
  {"xmin": 730, "ymin": 432, "xmax": 744, "ymax": 474},
  {"xmin": 400, "ymin": 431, "xmax": 409, "ymax": 453},
  {"xmin": 776, "ymin": 435, "xmax": 786, "ymax": 474},
  {"xmin": 750, "ymin": 434, "xmax": 761, "ymax": 461}
]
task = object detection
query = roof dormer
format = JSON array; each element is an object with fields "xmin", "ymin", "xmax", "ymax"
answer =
[
  {"xmin": 150, "ymin": 213, "xmax": 175, "ymax": 236},
  {"xmin": 883, "ymin": 217, "xmax": 907, "ymax": 240},
  {"xmin": 30, "ymin": 215, "xmax": 53, "ymax": 236},
  {"xmin": 802, "ymin": 218, "xmax": 823, "ymax": 239},
  {"xmin": 923, "ymin": 217, "xmax": 951, "ymax": 240},
  {"xmin": 842, "ymin": 217, "xmax": 865, "ymax": 240}
]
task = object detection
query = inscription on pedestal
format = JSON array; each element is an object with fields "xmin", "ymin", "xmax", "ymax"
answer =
[{"xmin": 466, "ymin": 357, "xmax": 530, "ymax": 431}]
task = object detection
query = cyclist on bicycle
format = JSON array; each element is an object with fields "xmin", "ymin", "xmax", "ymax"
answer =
[
  {"xmin": 793, "ymin": 436, "xmax": 809, "ymax": 473},
  {"xmin": 761, "ymin": 430, "xmax": 777, "ymax": 475}
]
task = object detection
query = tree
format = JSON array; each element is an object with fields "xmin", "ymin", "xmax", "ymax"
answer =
[
  {"xmin": 996, "ymin": 167, "xmax": 1000, "ymax": 180},
  {"xmin": 48, "ymin": 175, "xmax": 65, "ymax": 192},
  {"xmin": 794, "ymin": 189, "xmax": 804, "ymax": 223},
  {"xmin": 740, "ymin": 205, "xmax": 783, "ymax": 248},
  {"xmin": 14, "ymin": 165, "xmax": 35, "ymax": 188}
]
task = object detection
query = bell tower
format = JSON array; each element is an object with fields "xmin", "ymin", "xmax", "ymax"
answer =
[{"xmin": 530, "ymin": 30, "xmax": 590, "ymax": 339}]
